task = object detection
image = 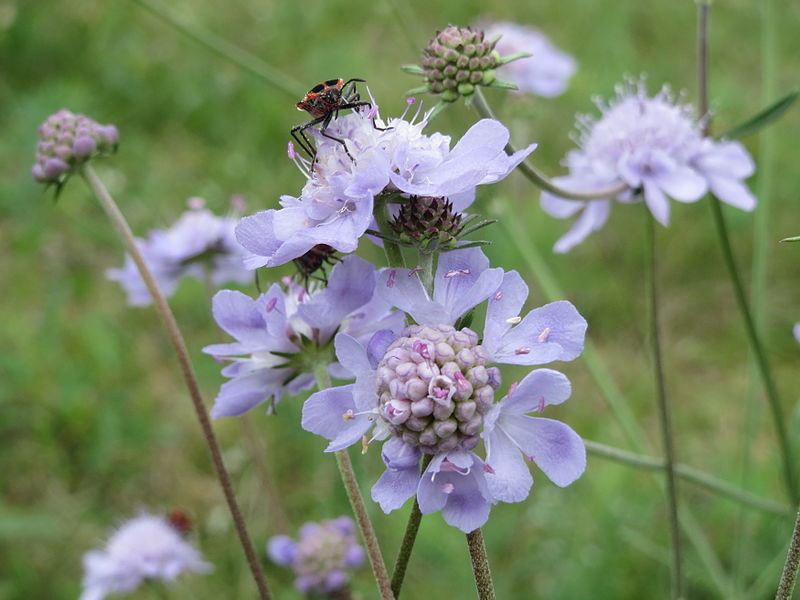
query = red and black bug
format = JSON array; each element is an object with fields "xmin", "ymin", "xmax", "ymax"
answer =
[
  {"xmin": 168, "ymin": 508, "xmax": 192, "ymax": 536},
  {"xmin": 291, "ymin": 78, "xmax": 387, "ymax": 162},
  {"xmin": 293, "ymin": 243, "xmax": 339, "ymax": 285}
]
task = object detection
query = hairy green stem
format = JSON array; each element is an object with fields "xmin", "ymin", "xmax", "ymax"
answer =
[
  {"xmin": 417, "ymin": 251, "xmax": 435, "ymax": 296},
  {"xmin": 130, "ymin": 0, "xmax": 303, "ymax": 97},
  {"xmin": 775, "ymin": 508, "xmax": 800, "ymax": 599},
  {"xmin": 313, "ymin": 365, "xmax": 395, "ymax": 600},
  {"xmin": 645, "ymin": 213, "xmax": 684, "ymax": 599},
  {"xmin": 390, "ymin": 454, "xmax": 433, "ymax": 599},
  {"xmin": 80, "ymin": 164, "xmax": 273, "ymax": 600},
  {"xmin": 376, "ymin": 199, "xmax": 406, "ymax": 269},
  {"xmin": 466, "ymin": 529, "xmax": 496, "ymax": 600},
  {"xmin": 585, "ymin": 440, "xmax": 791, "ymax": 517},
  {"xmin": 470, "ymin": 88, "xmax": 627, "ymax": 201}
]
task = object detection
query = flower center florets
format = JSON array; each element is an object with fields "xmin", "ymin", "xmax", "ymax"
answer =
[{"xmin": 375, "ymin": 324, "xmax": 501, "ymax": 454}]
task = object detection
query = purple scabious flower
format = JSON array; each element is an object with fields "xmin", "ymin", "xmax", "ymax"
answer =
[
  {"xmin": 203, "ymin": 255, "xmax": 405, "ymax": 418},
  {"xmin": 541, "ymin": 79, "xmax": 757, "ymax": 252},
  {"xmin": 235, "ymin": 101, "xmax": 536, "ymax": 268},
  {"xmin": 301, "ymin": 248, "xmax": 587, "ymax": 532},
  {"xmin": 267, "ymin": 517, "xmax": 364, "ymax": 597},
  {"xmin": 794, "ymin": 323, "xmax": 800, "ymax": 343},
  {"xmin": 80, "ymin": 512, "xmax": 211, "ymax": 600},
  {"xmin": 481, "ymin": 21, "xmax": 576, "ymax": 97},
  {"xmin": 106, "ymin": 198, "xmax": 253, "ymax": 306}
]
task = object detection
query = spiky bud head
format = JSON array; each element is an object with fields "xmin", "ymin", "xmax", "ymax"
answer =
[{"xmin": 390, "ymin": 196, "xmax": 464, "ymax": 252}]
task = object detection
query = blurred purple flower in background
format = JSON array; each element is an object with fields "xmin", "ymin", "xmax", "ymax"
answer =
[
  {"xmin": 481, "ymin": 21, "xmax": 577, "ymax": 97},
  {"xmin": 541, "ymin": 79, "xmax": 757, "ymax": 252},
  {"xmin": 80, "ymin": 512, "xmax": 211, "ymax": 600},
  {"xmin": 106, "ymin": 198, "xmax": 253, "ymax": 306},
  {"xmin": 203, "ymin": 255, "xmax": 404, "ymax": 417},
  {"xmin": 267, "ymin": 517, "xmax": 364, "ymax": 597},
  {"xmin": 235, "ymin": 101, "xmax": 536, "ymax": 268},
  {"xmin": 794, "ymin": 323, "xmax": 800, "ymax": 343},
  {"xmin": 302, "ymin": 249, "xmax": 587, "ymax": 532}
]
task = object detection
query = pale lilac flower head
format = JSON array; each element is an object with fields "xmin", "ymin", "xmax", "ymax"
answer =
[
  {"xmin": 203, "ymin": 255, "xmax": 405, "ymax": 418},
  {"xmin": 267, "ymin": 516, "xmax": 364, "ymax": 597},
  {"xmin": 541, "ymin": 78, "xmax": 757, "ymax": 252},
  {"xmin": 302, "ymin": 248, "xmax": 587, "ymax": 532},
  {"xmin": 235, "ymin": 101, "xmax": 536, "ymax": 268},
  {"xmin": 32, "ymin": 109, "xmax": 118, "ymax": 185},
  {"xmin": 794, "ymin": 323, "xmax": 800, "ymax": 343},
  {"xmin": 80, "ymin": 512, "xmax": 211, "ymax": 600},
  {"xmin": 107, "ymin": 198, "xmax": 253, "ymax": 306},
  {"xmin": 481, "ymin": 21, "xmax": 576, "ymax": 97}
]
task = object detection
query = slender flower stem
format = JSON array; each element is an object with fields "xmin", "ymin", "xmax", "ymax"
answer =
[
  {"xmin": 584, "ymin": 440, "xmax": 791, "ymax": 517},
  {"xmin": 775, "ymin": 508, "xmax": 800, "ymax": 599},
  {"xmin": 390, "ymin": 454, "xmax": 433, "ymax": 599},
  {"xmin": 466, "ymin": 529, "xmax": 496, "ymax": 600},
  {"xmin": 696, "ymin": 2, "xmax": 798, "ymax": 505},
  {"xmin": 312, "ymin": 365, "xmax": 395, "ymax": 600},
  {"xmin": 645, "ymin": 213, "xmax": 684, "ymax": 600},
  {"xmin": 80, "ymin": 164, "xmax": 272, "ymax": 600},
  {"xmin": 376, "ymin": 198, "xmax": 406, "ymax": 269},
  {"xmin": 417, "ymin": 251, "xmax": 435, "ymax": 296},
  {"xmin": 130, "ymin": 0, "xmax": 303, "ymax": 98},
  {"xmin": 470, "ymin": 88, "xmax": 627, "ymax": 201}
]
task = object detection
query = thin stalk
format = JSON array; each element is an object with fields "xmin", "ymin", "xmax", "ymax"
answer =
[
  {"xmin": 390, "ymin": 454, "xmax": 433, "ymax": 599},
  {"xmin": 466, "ymin": 529, "xmax": 496, "ymax": 600},
  {"xmin": 470, "ymin": 88, "xmax": 627, "ymax": 201},
  {"xmin": 775, "ymin": 508, "xmax": 800, "ymax": 599},
  {"xmin": 417, "ymin": 251, "xmax": 434, "ymax": 296},
  {"xmin": 130, "ymin": 0, "xmax": 303, "ymax": 98},
  {"xmin": 645, "ymin": 213, "xmax": 684, "ymax": 600},
  {"xmin": 312, "ymin": 365, "xmax": 395, "ymax": 600},
  {"xmin": 585, "ymin": 440, "xmax": 791, "ymax": 517},
  {"xmin": 80, "ymin": 164, "xmax": 272, "ymax": 600},
  {"xmin": 376, "ymin": 199, "xmax": 405, "ymax": 268}
]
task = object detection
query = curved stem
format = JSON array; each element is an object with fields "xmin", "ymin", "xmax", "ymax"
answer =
[
  {"xmin": 80, "ymin": 165, "xmax": 272, "ymax": 600},
  {"xmin": 470, "ymin": 88, "xmax": 627, "ymax": 201},
  {"xmin": 466, "ymin": 529, "xmax": 496, "ymax": 600},
  {"xmin": 417, "ymin": 251, "xmax": 434, "ymax": 296},
  {"xmin": 312, "ymin": 365, "xmax": 395, "ymax": 600},
  {"xmin": 775, "ymin": 507, "xmax": 800, "ymax": 600},
  {"xmin": 645, "ymin": 213, "xmax": 684, "ymax": 600},
  {"xmin": 390, "ymin": 454, "xmax": 433, "ymax": 599}
]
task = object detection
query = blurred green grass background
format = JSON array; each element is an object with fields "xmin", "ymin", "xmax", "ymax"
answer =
[{"xmin": 2, "ymin": 0, "xmax": 800, "ymax": 598}]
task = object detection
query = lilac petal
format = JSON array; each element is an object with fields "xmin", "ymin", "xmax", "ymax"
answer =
[
  {"xmin": 490, "ymin": 301, "xmax": 587, "ymax": 365},
  {"xmin": 502, "ymin": 368, "xmax": 572, "ymax": 414},
  {"xmin": 371, "ymin": 464, "xmax": 421, "ymax": 513},
  {"xmin": 382, "ymin": 437, "xmax": 422, "ymax": 469},
  {"xmin": 377, "ymin": 268, "xmax": 449, "ymax": 325},
  {"xmin": 653, "ymin": 165, "xmax": 707, "ymax": 203},
  {"xmin": 552, "ymin": 200, "xmax": 611, "ymax": 254},
  {"xmin": 334, "ymin": 333, "xmax": 372, "ymax": 378},
  {"xmin": 540, "ymin": 191, "xmax": 586, "ymax": 219},
  {"xmin": 450, "ymin": 188, "xmax": 476, "ymax": 212},
  {"xmin": 643, "ymin": 180, "xmax": 670, "ymax": 226},
  {"xmin": 479, "ymin": 142, "xmax": 538, "ymax": 185},
  {"xmin": 301, "ymin": 385, "xmax": 372, "ymax": 451},
  {"xmin": 434, "ymin": 248, "xmax": 504, "ymax": 324},
  {"xmin": 266, "ymin": 536, "xmax": 297, "ymax": 566},
  {"xmin": 708, "ymin": 175, "xmax": 756, "ymax": 211},
  {"xmin": 211, "ymin": 369, "xmax": 291, "ymax": 418},
  {"xmin": 235, "ymin": 211, "xmax": 282, "ymax": 269},
  {"xmin": 696, "ymin": 141, "xmax": 755, "ymax": 178},
  {"xmin": 794, "ymin": 323, "xmax": 800, "ymax": 344},
  {"xmin": 498, "ymin": 415, "xmax": 586, "ymax": 487},
  {"xmin": 366, "ymin": 330, "xmax": 397, "ymax": 368},
  {"xmin": 483, "ymin": 271, "xmax": 529, "ymax": 354},
  {"xmin": 344, "ymin": 545, "xmax": 365, "ymax": 568},
  {"xmin": 210, "ymin": 289, "xmax": 266, "ymax": 344},
  {"xmin": 484, "ymin": 427, "xmax": 533, "ymax": 503}
]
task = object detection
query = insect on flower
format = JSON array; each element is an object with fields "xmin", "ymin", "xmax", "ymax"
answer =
[
  {"xmin": 293, "ymin": 243, "xmax": 339, "ymax": 285},
  {"xmin": 291, "ymin": 77, "xmax": 387, "ymax": 162}
]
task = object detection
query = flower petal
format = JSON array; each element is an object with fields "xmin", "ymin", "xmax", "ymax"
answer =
[
  {"xmin": 551, "ymin": 200, "xmax": 611, "ymax": 254},
  {"xmin": 483, "ymin": 270, "xmax": 529, "ymax": 354},
  {"xmin": 210, "ymin": 369, "xmax": 291, "ymax": 418},
  {"xmin": 502, "ymin": 368, "xmax": 572, "ymax": 414},
  {"xmin": 235, "ymin": 211, "xmax": 283, "ymax": 269},
  {"xmin": 653, "ymin": 165, "xmax": 707, "ymax": 203},
  {"xmin": 643, "ymin": 180, "xmax": 670, "ymax": 226},
  {"xmin": 301, "ymin": 385, "xmax": 372, "ymax": 451},
  {"xmin": 708, "ymin": 175, "xmax": 756, "ymax": 211},
  {"xmin": 484, "ymin": 426, "xmax": 533, "ymax": 503},
  {"xmin": 434, "ymin": 248, "xmax": 504, "ymax": 324}
]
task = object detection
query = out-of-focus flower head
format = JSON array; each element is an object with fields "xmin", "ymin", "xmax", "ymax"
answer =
[
  {"xmin": 402, "ymin": 25, "xmax": 529, "ymax": 108},
  {"xmin": 541, "ymin": 78, "xmax": 757, "ymax": 252},
  {"xmin": 107, "ymin": 197, "xmax": 253, "ymax": 306},
  {"xmin": 203, "ymin": 255, "xmax": 405, "ymax": 418},
  {"xmin": 80, "ymin": 512, "xmax": 211, "ymax": 600},
  {"xmin": 302, "ymin": 248, "xmax": 587, "ymax": 532},
  {"xmin": 32, "ymin": 109, "xmax": 118, "ymax": 186},
  {"xmin": 236, "ymin": 101, "xmax": 535, "ymax": 268},
  {"xmin": 267, "ymin": 517, "xmax": 364, "ymax": 597},
  {"xmin": 794, "ymin": 323, "xmax": 800, "ymax": 344},
  {"xmin": 480, "ymin": 21, "xmax": 576, "ymax": 97}
]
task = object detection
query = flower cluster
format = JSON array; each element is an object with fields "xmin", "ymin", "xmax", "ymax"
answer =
[
  {"xmin": 302, "ymin": 248, "xmax": 587, "ymax": 532},
  {"xmin": 32, "ymin": 109, "xmax": 118, "ymax": 184},
  {"xmin": 268, "ymin": 517, "xmax": 364, "ymax": 597},
  {"xmin": 235, "ymin": 102, "xmax": 536, "ymax": 268},
  {"xmin": 107, "ymin": 198, "xmax": 253, "ymax": 306},
  {"xmin": 541, "ymin": 79, "xmax": 757, "ymax": 252},
  {"xmin": 481, "ymin": 21, "xmax": 576, "ymax": 97},
  {"xmin": 203, "ymin": 254, "xmax": 405, "ymax": 417},
  {"xmin": 80, "ymin": 512, "xmax": 211, "ymax": 600}
]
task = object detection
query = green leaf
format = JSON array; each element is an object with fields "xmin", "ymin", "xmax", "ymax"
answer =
[
  {"xmin": 780, "ymin": 235, "xmax": 800, "ymax": 243},
  {"xmin": 720, "ymin": 89, "xmax": 799, "ymax": 139},
  {"xmin": 401, "ymin": 64, "xmax": 426, "ymax": 76}
]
